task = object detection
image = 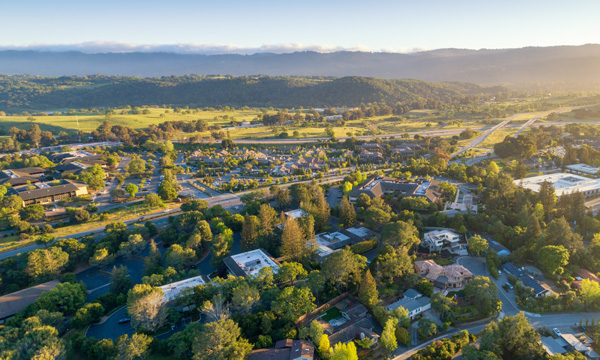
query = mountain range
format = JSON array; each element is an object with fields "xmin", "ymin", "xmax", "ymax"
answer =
[{"xmin": 1, "ymin": 44, "xmax": 600, "ymax": 84}]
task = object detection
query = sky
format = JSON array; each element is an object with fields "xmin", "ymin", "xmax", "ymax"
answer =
[{"xmin": 1, "ymin": 0, "xmax": 599, "ymax": 54}]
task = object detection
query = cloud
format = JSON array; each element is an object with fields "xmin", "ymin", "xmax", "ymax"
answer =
[{"xmin": 0, "ymin": 41, "xmax": 421, "ymax": 55}]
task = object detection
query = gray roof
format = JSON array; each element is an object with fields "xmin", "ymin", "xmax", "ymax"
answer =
[
  {"xmin": 520, "ymin": 275, "xmax": 547, "ymax": 295},
  {"xmin": 0, "ymin": 280, "xmax": 60, "ymax": 319},
  {"xmin": 541, "ymin": 336, "xmax": 567, "ymax": 355},
  {"xmin": 403, "ymin": 289, "xmax": 422, "ymax": 300},
  {"xmin": 18, "ymin": 181, "xmax": 85, "ymax": 201}
]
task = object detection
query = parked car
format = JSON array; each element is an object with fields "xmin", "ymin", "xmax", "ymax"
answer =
[
  {"xmin": 118, "ymin": 317, "xmax": 131, "ymax": 324},
  {"xmin": 553, "ymin": 328, "xmax": 561, "ymax": 337},
  {"xmin": 506, "ymin": 283, "xmax": 514, "ymax": 290}
]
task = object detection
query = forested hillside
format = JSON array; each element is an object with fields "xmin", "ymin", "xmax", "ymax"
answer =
[{"xmin": 0, "ymin": 75, "xmax": 505, "ymax": 111}]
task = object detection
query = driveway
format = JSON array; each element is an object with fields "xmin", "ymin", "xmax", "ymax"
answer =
[
  {"xmin": 87, "ymin": 307, "xmax": 134, "ymax": 341},
  {"xmin": 455, "ymin": 256, "xmax": 520, "ymax": 316}
]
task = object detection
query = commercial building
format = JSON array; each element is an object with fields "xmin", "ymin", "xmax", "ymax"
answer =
[
  {"xmin": 0, "ymin": 280, "xmax": 60, "ymax": 323},
  {"xmin": 348, "ymin": 176, "xmax": 441, "ymax": 204},
  {"xmin": 159, "ymin": 275, "xmax": 207, "ymax": 303},
  {"xmin": 515, "ymin": 173, "xmax": 600, "ymax": 198},
  {"xmin": 15, "ymin": 180, "xmax": 88, "ymax": 206},
  {"xmin": 223, "ymin": 249, "xmax": 280, "ymax": 277},
  {"xmin": 565, "ymin": 164, "xmax": 600, "ymax": 178},
  {"xmin": 0, "ymin": 167, "xmax": 46, "ymax": 187}
]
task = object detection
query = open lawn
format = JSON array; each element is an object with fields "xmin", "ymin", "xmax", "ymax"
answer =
[{"xmin": 321, "ymin": 306, "xmax": 343, "ymax": 322}]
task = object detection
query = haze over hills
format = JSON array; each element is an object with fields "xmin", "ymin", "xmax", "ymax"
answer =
[{"xmin": 1, "ymin": 44, "xmax": 600, "ymax": 84}]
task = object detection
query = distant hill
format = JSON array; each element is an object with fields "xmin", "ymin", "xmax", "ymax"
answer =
[
  {"xmin": 1, "ymin": 44, "xmax": 600, "ymax": 84},
  {"xmin": 0, "ymin": 75, "xmax": 503, "ymax": 111}
]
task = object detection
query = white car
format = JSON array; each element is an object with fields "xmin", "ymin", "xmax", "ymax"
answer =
[{"xmin": 553, "ymin": 328, "xmax": 561, "ymax": 337}]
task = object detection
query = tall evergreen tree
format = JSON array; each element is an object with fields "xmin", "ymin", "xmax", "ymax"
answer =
[
  {"xmin": 358, "ymin": 270, "xmax": 378, "ymax": 309},
  {"xmin": 241, "ymin": 214, "xmax": 260, "ymax": 251},
  {"xmin": 280, "ymin": 217, "xmax": 305, "ymax": 262},
  {"xmin": 538, "ymin": 181, "xmax": 556, "ymax": 220},
  {"xmin": 339, "ymin": 197, "xmax": 357, "ymax": 228}
]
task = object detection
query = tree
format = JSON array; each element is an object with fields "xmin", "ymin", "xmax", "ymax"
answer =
[
  {"xmin": 280, "ymin": 216, "xmax": 306, "ymax": 262},
  {"xmin": 72, "ymin": 302, "xmax": 104, "ymax": 328},
  {"xmin": 381, "ymin": 317, "xmax": 398, "ymax": 354},
  {"xmin": 416, "ymin": 280, "xmax": 434, "ymax": 297},
  {"xmin": 372, "ymin": 246, "xmax": 413, "ymax": 286},
  {"xmin": 231, "ymin": 283, "xmax": 260, "ymax": 314},
  {"xmin": 27, "ymin": 247, "xmax": 69, "ymax": 281},
  {"xmin": 241, "ymin": 214, "xmax": 260, "ymax": 251},
  {"xmin": 111, "ymin": 265, "xmax": 133, "ymax": 294},
  {"xmin": 468, "ymin": 235, "xmax": 489, "ymax": 256},
  {"xmin": 464, "ymin": 276, "xmax": 502, "ymax": 317},
  {"xmin": 418, "ymin": 318, "xmax": 438, "ymax": 340},
  {"xmin": 537, "ymin": 245, "xmax": 569, "ymax": 275},
  {"xmin": 192, "ymin": 319, "xmax": 252, "ymax": 360},
  {"xmin": 70, "ymin": 209, "xmax": 90, "ymax": 223},
  {"xmin": 487, "ymin": 161, "xmax": 500, "ymax": 175},
  {"xmin": 364, "ymin": 207, "xmax": 391, "ymax": 230},
  {"xmin": 2, "ymin": 194, "xmax": 23, "ymax": 211},
  {"xmin": 339, "ymin": 197, "xmax": 356, "ymax": 228},
  {"xmin": 166, "ymin": 244, "xmax": 197, "ymax": 270},
  {"xmin": 80, "ymin": 164, "xmax": 106, "ymax": 190},
  {"xmin": 318, "ymin": 334, "xmax": 331, "ymax": 358},
  {"xmin": 116, "ymin": 333, "xmax": 153, "ymax": 360},
  {"xmin": 276, "ymin": 262, "xmax": 308, "ymax": 285},
  {"xmin": 32, "ymin": 282, "xmax": 87, "ymax": 315},
  {"xmin": 181, "ymin": 199, "xmax": 208, "ymax": 212},
  {"xmin": 538, "ymin": 181, "xmax": 556, "ymax": 220},
  {"xmin": 544, "ymin": 217, "xmax": 583, "ymax": 251},
  {"xmin": 127, "ymin": 284, "xmax": 167, "ymax": 332},
  {"xmin": 305, "ymin": 270, "xmax": 326, "ymax": 302},
  {"xmin": 322, "ymin": 248, "xmax": 366, "ymax": 293},
  {"xmin": 28, "ymin": 124, "xmax": 42, "ymax": 147},
  {"xmin": 258, "ymin": 204, "xmax": 278, "ymax": 237},
  {"xmin": 90, "ymin": 248, "xmax": 115, "ymax": 266},
  {"xmin": 580, "ymin": 278, "xmax": 600, "ymax": 309},
  {"xmin": 358, "ymin": 270, "xmax": 379, "ymax": 308},
  {"xmin": 210, "ymin": 233, "xmax": 232, "ymax": 269},
  {"xmin": 478, "ymin": 313, "xmax": 546, "ymax": 360},
  {"xmin": 35, "ymin": 234, "xmax": 54, "ymax": 248},
  {"xmin": 272, "ymin": 287, "xmax": 316, "ymax": 322},
  {"xmin": 330, "ymin": 341, "xmax": 358, "ymax": 360},
  {"xmin": 381, "ymin": 221, "xmax": 420, "ymax": 249},
  {"xmin": 342, "ymin": 181, "xmax": 353, "ymax": 195},
  {"xmin": 19, "ymin": 204, "xmax": 45, "ymax": 221},
  {"xmin": 158, "ymin": 179, "xmax": 178, "ymax": 200},
  {"xmin": 125, "ymin": 183, "xmax": 139, "ymax": 198},
  {"xmin": 127, "ymin": 157, "xmax": 146, "ymax": 174},
  {"xmin": 356, "ymin": 193, "xmax": 372, "ymax": 209}
]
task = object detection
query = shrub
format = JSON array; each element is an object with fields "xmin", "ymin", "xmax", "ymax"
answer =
[{"xmin": 349, "ymin": 239, "xmax": 378, "ymax": 254}]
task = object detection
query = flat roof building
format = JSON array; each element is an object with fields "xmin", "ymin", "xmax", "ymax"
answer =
[
  {"xmin": 565, "ymin": 164, "xmax": 600, "ymax": 178},
  {"xmin": 516, "ymin": 173, "xmax": 600, "ymax": 198},
  {"xmin": 159, "ymin": 275, "xmax": 207, "ymax": 303},
  {"xmin": 224, "ymin": 249, "xmax": 280, "ymax": 277}
]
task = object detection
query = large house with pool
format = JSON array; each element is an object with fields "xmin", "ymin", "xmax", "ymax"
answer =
[{"xmin": 348, "ymin": 176, "xmax": 442, "ymax": 204}]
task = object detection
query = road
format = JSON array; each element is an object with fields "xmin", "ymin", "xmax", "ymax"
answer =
[{"xmin": 392, "ymin": 256, "xmax": 597, "ymax": 359}]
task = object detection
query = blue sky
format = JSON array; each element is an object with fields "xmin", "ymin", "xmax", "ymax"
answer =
[{"xmin": 1, "ymin": 0, "xmax": 598, "ymax": 53}]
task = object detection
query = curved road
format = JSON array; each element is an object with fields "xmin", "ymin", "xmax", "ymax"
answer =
[{"xmin": 392, "ymin": 256, "xmax": 597, "ymax": 359}]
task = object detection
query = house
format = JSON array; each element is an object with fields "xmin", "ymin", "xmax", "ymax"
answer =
[
  {"xmin": 319, "ymin": 301, "xmax": 380, "ymax": 346},
  {"xmin": 249, "ymin": 339, "xmax": 314, "ymax": 360},
  {"xmin": 414, "ymin": 260, "xmax": 473, "ymax": 289},
  {"xmin": 359, "ymin": 150, "xmax": 384, "ymax": 163},
  {"xmin": 0, "ymin": 280, "xmax": 60, "ymax": 323},
  {"xmin": 348, "ymin": 176, "xmax": 441, "ymax": 204},
  {"xmin": 15, "ymin": 180, "xmax": 88, "ymax": 206},
  {"xmin": 316, "ymin": 232, "xmax": 352, "ymax": 250},
  {"xmin": 385, "ymin": 289, "xmax": 431, "ymax": 320},
  {"xmin": 503, "ymin": 263, "xmax": 553, "ymax": 297},
  {"xmin": 223, "ymin": 249, "xmax": 280, "ymax": 277},
  {"xmin": 541, "ymin": 333, "xmax": 599, "ymax": 359},
  {"xmin": 483, "ymin": 236, "xmax": 511, "ymax": 257},
  {"xmin": 284, "ymin": 209, "xmax": 308, "ymax": 220},
  {"xmin": 422, "ymin": 229, "xmax": 466, "ymax": 255},
  {"xmin": 573, "ymin": 269, "xmax": 600, "ymax": 290}
]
